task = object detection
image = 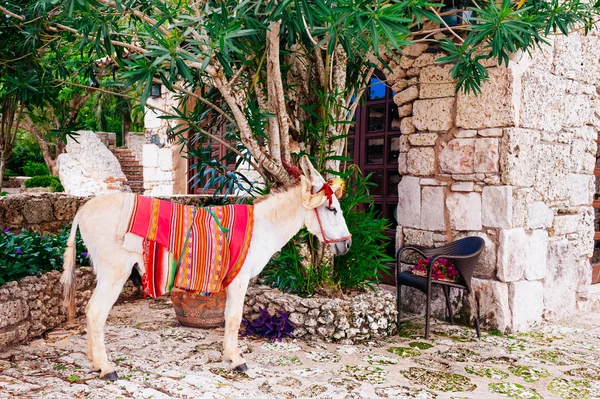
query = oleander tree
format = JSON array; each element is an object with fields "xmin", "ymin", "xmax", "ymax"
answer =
[{"xmin": 2, "ymin": 0, "xmax": 599, "ymax": 191}]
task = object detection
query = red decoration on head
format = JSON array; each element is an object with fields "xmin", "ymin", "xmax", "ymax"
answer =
[
  {"xmin": 282, "ymin": 160, "xmax": 303, "ymax": 180},
  {"xmin": 317, "ymin": 182, "xmax": 335, "ymax": 207}
]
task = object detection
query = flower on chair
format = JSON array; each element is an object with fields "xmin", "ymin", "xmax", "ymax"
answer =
[{"xmin": 411, "ymin": 257, "xmax": 461, "ymax": 283}]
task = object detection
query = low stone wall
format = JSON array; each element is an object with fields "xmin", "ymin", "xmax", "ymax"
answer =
[
  {"xmin": 0, "ymin": 267, "xmax": 140, "ymax": 351},
  {"xmin": 0, "ymin": 192, "xmax": 232, "ymax": 233},
  {"xmin": 244, "ymin": 286, "xmax": 397, "ymax": 344}
]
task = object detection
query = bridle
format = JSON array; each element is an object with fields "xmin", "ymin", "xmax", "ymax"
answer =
[{"xmin": 313, "ymin": 183, "xmax": 352, "ymax": 245}]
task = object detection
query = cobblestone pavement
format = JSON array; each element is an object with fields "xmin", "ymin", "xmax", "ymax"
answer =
[{"xmin": 2, "ymin": 296, "xmax": 600, "ymax": 399}]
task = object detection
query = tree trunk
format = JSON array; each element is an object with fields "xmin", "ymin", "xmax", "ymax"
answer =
[
  {"xmin": 0, "ymin": 157, "xmax": 6, "ymax": 192},
  {"xmin": 22, "ymin": 116, "xmax": 60, "ymax": 176}
]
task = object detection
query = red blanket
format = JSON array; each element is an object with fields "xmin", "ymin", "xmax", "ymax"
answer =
[{"xmin": 124, "ymin": 195, "xmax": 254, "ymax": 297}]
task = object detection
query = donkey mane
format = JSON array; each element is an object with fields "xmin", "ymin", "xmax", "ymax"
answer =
[{"xmin": 252, "ymin": 180, "xmax": 301, "ymax": 204}]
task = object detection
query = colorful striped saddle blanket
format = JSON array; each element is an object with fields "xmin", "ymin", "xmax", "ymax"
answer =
[{"xmin": 118, "ymin": 194, "xmax": 254, "ymax": 298}]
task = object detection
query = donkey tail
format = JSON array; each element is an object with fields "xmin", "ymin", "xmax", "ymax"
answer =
[{"xmin": 60, "ymin": 213, "xmax": 80, "ymax": 322}]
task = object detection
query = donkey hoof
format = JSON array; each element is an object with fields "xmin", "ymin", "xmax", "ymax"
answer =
[
  {"xmin": 101, "ymin": 371, "xmax": 119, "ymax": 381},
  {"xmin": 233, "ymin": 363, "xmax": 248, "ymax": 373}
]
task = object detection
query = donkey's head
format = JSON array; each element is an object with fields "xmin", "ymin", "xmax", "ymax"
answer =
[{"xmin": 298, "ymin": 156, "xmax": 352, "ymax": 256}]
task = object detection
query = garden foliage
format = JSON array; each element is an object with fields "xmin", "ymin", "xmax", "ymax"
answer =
[
  {"xmin": 24, "ymin": 176, "xmax": 64, "ymax": 192},
  {"xmin": 0, "ymin": 226, "xmax": 89, "ymax": 285},
  {"xmin": 241, "ymin": 307, "xmax": 295, "ymax": 342}
]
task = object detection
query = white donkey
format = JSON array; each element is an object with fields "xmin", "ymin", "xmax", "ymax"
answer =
[{"xmin": 61, "ymin": 156, "xmax": 352, "ymax": 381}]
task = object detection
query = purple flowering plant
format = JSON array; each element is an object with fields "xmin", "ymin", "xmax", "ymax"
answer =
[
  {"xmin": 240, "ymin": 307, "xmax": 295, "ymax": 342},
  {"xmin": 411, "ymin": 257, "xmax": 461, "ymax": 283},
  {"xmin": 0, "ymin": 224, "xmax": 89, "ymax": 285}
]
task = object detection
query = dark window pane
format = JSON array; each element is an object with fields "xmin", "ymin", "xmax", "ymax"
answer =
[
  {"xmin": 346, "ymin": 138, "xmax": 355, "ymax": 162},
  {"xmin": 387, "ymin": 204, "xmax": 398, "ymax": 230},
  {"xmin": 389, "ymin": 103, "xmax": 400, "ymax": 131},
  {"xmin": 368, "ymin": 105, "xmax": 386, "ymax": 132},
  {"xmin": 366, "ymin": 138, "xmax": 384, "ymax": 165},
  {"xmin": 368, "ymin": 76, "xmax": 386, "ymax": 100},
  {"xmin": 368, "ymin": 170, "xmax": 384, "ymax": 196},
  {"xmin": 388, "ymin": 171, "xmax": 401, "ymax": 197},
  {"xmin": 385, "ymin": 235, "xmax": 396, "ymax": 259},
  {"xmin": 388, "ymin": 135, "xmax": 401, "ymax": 164},
  {"xmin": 372, "ymin": 202, "xmax": 383, "ymax": 217}
]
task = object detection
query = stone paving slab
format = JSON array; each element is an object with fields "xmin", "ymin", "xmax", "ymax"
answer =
[{"xmin": 2, "ymin": 296, "xmax": 600, "ymax": 398}]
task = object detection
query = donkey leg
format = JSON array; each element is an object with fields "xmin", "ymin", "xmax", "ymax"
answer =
[
  {"xmin": 87, "ymin": 271, "xmax": 130, "ymax": 380},
  {"xmin": 223, "ymin": 276, "xmax": 250, "ymax": 371}
]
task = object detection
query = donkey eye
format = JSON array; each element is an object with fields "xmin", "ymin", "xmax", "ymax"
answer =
[{"xmin": 326, "ymin": 206, "xmax": 338, "ymax": 214}]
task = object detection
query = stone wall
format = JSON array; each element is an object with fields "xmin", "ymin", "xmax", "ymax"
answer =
[
  {"xmin": 144, "ymin": 91, "xmax": 188, "ymax": 195},
  {"xmin": 0, "ymin": 267, "xmax": 140, "ymax": 351},
  {"xmin": 390, "ymin": 35, "xmax": 599, "ymax": 332},
  {"xmin": 0, "ymin": 192, "xmax": 231, "ymax": 233},
  {"xmin": 57, "ymin": 131, "xmax": 129, "ymax": 196},
  {"xmin": 125, "ymin": 131, "xmax": 145, "ymax": 162},
  {"xmin": 244, "ymin": 286, "xmax": 397, "ymax": 344}
]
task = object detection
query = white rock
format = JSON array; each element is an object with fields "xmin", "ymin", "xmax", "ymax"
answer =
[
  {"xmin": 397, "ymin": 177, "xmax": 421, "ymax": 228},
  {"xmin": 446, "ymin": 192, "xmax": 482, "ymax": 231},
  {"xmin": 500, "ymin": 128, "xmax": 540, "ymax": 187},
  {"xmin": 543, "ymin": 239, "xmax": 578, "ymax": 322},
  {"xmin": 497, "ymin": 229, "xmax": 548, "ymax": 282},
  {"xmin": 143, "ymin": 144, "xmax": 160, "ymax": 168},
  {"xmin": 553, "ymin": 215, "xmax": 579, "ymax": 235},
  {"xmin": 158, "ymin": 148, "xmax": 173, "ymax": 172},
  {"xmin": 509, "ymin": 280, "xmax": 544, "ymax": 331},
  {"xmin": 568, "ymin": 174, "xmax": 593, "ymax": 206},
  {"xmin": 451, "ymin": 182, "xmax": 474, "ymax": 192},
  {"xmin": 420, "ymin": 186, "xmax": 445, "ymax": 231},
  {"xmin": 439, "ymin": 139, "xmax": 475, "ymax": 174},
  {"xmin": 470, "ymin": 279, "xmax": 511, "ymax": 333},
  {"xmin": 481, "ymin": 186, "xmax": 513, "ymax": 229},
  {"xmin": 527, "ymin": 202, "xmax": 554, "ymax": 229}
]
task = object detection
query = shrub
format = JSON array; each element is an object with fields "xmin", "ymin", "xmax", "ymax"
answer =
[
  {"xmin": 6, "ymin": 134, "xmax": 44, "ymax": 176},
  {"xmin": 22, "ymin": 161, "xmax": 49, "ymax": 177},
  {"xmin": 240, "ymin": 307, "xmax": 295, "ymax": 342},
  {"xmin": 24, "ymin": 176, "xmax": 64, "ymax": 192},
  {"xmin": 0, "ymin": 226, "xmax": 89, "ymax": 285}
]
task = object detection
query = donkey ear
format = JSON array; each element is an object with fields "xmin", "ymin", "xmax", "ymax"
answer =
[
  {"xmin": 301, "ymin": 175, "xmax": 327, "ymax": 209},
  {"xmin": 299, "ymin": 155, "xmax": 325, "ymax": 188}
]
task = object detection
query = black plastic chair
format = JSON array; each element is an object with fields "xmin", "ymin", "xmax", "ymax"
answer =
[{"xmin": 396, "ymin": 236, "xmax": 485, "ymax": 339}]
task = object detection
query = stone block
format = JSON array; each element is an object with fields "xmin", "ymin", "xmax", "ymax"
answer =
[
  {"xmin": 397, "ymin": 176, "xmax": 421, "ymax": 228},
  {"xmin": 469, "ymin": 279, "xmax": 511, "ymax": 333},
  {"xmin": 509, "ymin": 280, "xmax": 544, "ymax": 331},
  {"xmin": 535, "ymin": 143, "xmax": 571, "ymax": 201},
  {"xmin": 0, "ymin": 300, "xmax": 29, "ymax": 329},
  {"xmin": 398, "ymin": 103, "xmax": 412, "ymax": 117},
  {"xmin": 478, "ymin": 128, "xmax": 503, "ymax": 137},
  {"xmin": 399, "ymin": 135, "xmax": 410, "ymax": 152},
  {"xmin": 498, "ymin": 229, "xmax": 547, "ymax": 282},
  {"xmin": 157, "ymin": 148, "xmax": 173, "ymax": 172},
  {"xmin": 456, "ymin": 68, "xmax": 515, "ymax": 129},
  {"xmin": 474, "ymin": 138, "xmax": 499, "ymax": 173},
  {"xmin": 439, "ymin": 139, "xmax": 475, "ymax": 174},
  {"xmin": 403, "ymin": 228, "xmax": 434, "ymax": 247},
  {"xmin": 482, "ymin": 186, "xmax": 513, "ymax": 228},
  {"xmin": 402, "ymin": 43, "xmax": 428, "ymax": 57},
  {"xmin": 519, "ymin": 70, "xmax": 566, "ymax": 132},
  {"xmin": 553, "ymin": 215, "xmax": 579, "ymax": 235},
  {"xmin": 451, "ymin": 182, "xmax": 474, "ymax": 192},
  {"xmin": 543, "ymin": 239, "xmax": 577, "ymax": 322},
  {"xmin": 570, "ymin": 136, "xmax": 597, "ymax": 174},
  {"xmin": 575, "ymin": 207, "xmax": 594, "ymax": 258},
  {"xmin": 53, "ymin": 197, "xmax": 80, "ymax": 221},
  {"xmin": 143, "ymin": 144, "xmax": 159, "ymax": 168},
  {"xmin": 455, "ymin": 130, "xmax": 477, "ymax": 138},
  {"xmin": 22, "ymin": 198, "xmax": 53, "ymax": 224},
  {"xmin": 407, "ymin": 147, "xmax": 435, "ymax": 176},
  {"xmin": 500, "ymin": 129, "xmax": 540, "ymax": 187},
  {"xmin": 446, "ymin": 192, "xmax": 482, "ymax": 231},
  {"xmin": 420, "ymin": 186, "xmax": 445, "ymax": 231},
  {"xmin": 412, "ymin": 98, "xmax": 455, "ymax": 131},
  {"xmin": 143, "ymin": 167, "xmax": 156, "ymax": 182},
  {"xmin": 563, "ymin": 94, "xmax": 590, "ymax": 128},
  {"xmin": 456, "ymin": 232, "xmax": 497, "ymax": 280},
  {"xmin": 394, "ymin": 86, "xmax": 419, "ymax": 106},
  {"xmin": 400, "ymin": 117, "xmax": 416, "ymax": 135},
  {"xmin": 527, "ymin": 202, "xmax": 553, "ymax": 229},
  {"xmin": 553, "ymin": 32, "xmax": 600, "ymax": 85},
  {"xmin": 408, "ymin": 133, "xmax": 438, "ymax": 146},
  {"xmin": 419, "ymin": 65, "xmax": 455, "ymax": 98},
  {"xmin": 568, "ymin": 174, "xmax": 593, "ymax": 206},
  {"xmin": 398, "ymin": 153, "xmax": 408, "ymax": 174}
]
